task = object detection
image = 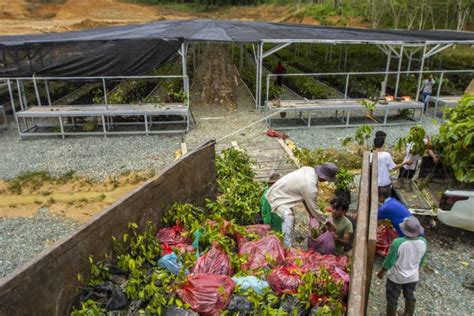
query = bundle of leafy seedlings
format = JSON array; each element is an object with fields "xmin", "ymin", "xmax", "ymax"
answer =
[{"xmin": 71, "ymin": 149, "xmax": 351, "ymax": 315}]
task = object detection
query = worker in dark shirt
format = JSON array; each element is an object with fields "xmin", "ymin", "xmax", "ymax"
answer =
[
  {"xmin": 378, "ymin": 187, "xmax": 413, "ymax": 237},
  {"xmin": 273, "ymin": 60, "xmax": 286, "ymax": 87}
]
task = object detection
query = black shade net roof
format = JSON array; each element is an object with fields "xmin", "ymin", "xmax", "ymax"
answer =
[
  {"xmin": 1, "ymin": 20, "xmax": 473, "ymax": 77},
  {"xmin": 1, "ymin": 19, "xmax": 474, "ymax": 45}
]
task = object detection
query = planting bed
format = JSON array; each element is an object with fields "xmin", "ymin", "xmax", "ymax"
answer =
[
  {"xmin": 272, "ymin": 44, "xmax": 471, "ymax": 99},
  {"xmin": 70, "ymin": 148, "xmax": 353, "ymax": 315}
]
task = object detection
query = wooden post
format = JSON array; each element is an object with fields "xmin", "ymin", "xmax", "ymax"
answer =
[
  {"xmin": 365, "ymin": 152, "xmax": 379, "ymax": 314},
  {"xmin": 348, "ymin": 151, "xmax": 371, "ymax": 316}
]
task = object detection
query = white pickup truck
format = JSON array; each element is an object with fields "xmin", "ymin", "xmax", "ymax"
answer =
[{"xmin": 392, "ymin": 157, "xmax": 474, "ymax": 232}]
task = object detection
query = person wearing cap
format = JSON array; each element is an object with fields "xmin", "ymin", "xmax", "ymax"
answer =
[
  {"xmin": 261, "ymin": 162, "xmax": 338, "ymax": 247},
  {"xmin": 377, "ymin": 216, "xmax": 427, "ymax": 316}
]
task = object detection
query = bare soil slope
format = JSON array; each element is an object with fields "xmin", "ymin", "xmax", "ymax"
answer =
[{"xmin": 0, "ymin": 1, "xmax": 328, "ymax": 35}]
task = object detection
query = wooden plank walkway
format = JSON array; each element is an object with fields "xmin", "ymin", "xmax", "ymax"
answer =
[{"xmin": 216, "ymin": 135, "xmax": 298, "ymax": 183}]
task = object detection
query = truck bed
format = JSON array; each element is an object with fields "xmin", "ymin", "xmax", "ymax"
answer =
[{"xmin": 392, "ymin": 178, "xmax": 447, "ymax": 216}]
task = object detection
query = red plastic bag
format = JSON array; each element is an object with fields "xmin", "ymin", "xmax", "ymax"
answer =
[
  {"xmin": 267, "ymin": 265, "xmax": 304, "ymax": 295},
  {"xmin": 266, "ymin": 128, "xmax": 288, "ymax": 139},
  {"xmin": 245, "ymin": 224, "xmax": 271, "ymax": 237},
  {"xmin": 308, "ymin": 231, "xmax": 336, "ymax": 255},
  {"xmin": 177, "ymin": 273, "xmax": 235, "ymax": 316},
  {"xmin": 239, "ymin": 235, "xmax": 285, "ymax": 270},
  {"xmin": 156, "ymin": 225, "xmax": 191, "ymax": 246},
  {"xmin": 286, "ymin": 248, "xmax": 348, "ymax": 272},
  {"xmin": 235, "ymin": 224, "xmax": 272, "ymax": 247},
  {"xmin": 161, "ymin": 242, "xmax": 194, "ymax": 257},
  {"xmin": 376, "ymin": 223, "xmax": 398, "ymax": 257},
  {"xmin": 192, "ymin": 244, "xmax": 232, "ymax": 276}
]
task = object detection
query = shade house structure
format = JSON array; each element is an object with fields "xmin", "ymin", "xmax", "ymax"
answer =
[{"xmin": 0, "ymin": 19, "xmax": 473, "ymax": 137}]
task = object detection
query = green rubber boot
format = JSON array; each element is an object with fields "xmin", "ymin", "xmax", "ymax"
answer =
[
  {"xmin": 387, "ymin": 304, "xmax": 398, "ymax": 316},
  {"xmin": 404, "ymin": 301, "xmax": 416, "ymax": 316}
]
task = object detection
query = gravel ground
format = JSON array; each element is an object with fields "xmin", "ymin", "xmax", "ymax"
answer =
[
  {"xmin": 287, "ymin": 115, "xmax": 440, "ymax": 150},
  {"xmin": 0, "ymin": 120, "xmax": 181, "ymax": 180},
  {"xmin": 367, "ymin": 220, "xmax": 474, "ymax": 316},
  {"xmin": 0, "ymin": 207, "xmax": 79, "ymax": 277}
]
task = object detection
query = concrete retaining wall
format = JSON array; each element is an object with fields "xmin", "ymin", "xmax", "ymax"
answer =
[{"xmin": 0, "ymin": 140, "xmax": 216, "ymax": 316}]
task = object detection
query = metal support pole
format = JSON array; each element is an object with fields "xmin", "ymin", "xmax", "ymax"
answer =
[
  {"xmin": 394, "ymin": 45, "xmax": 404, "ymax": 97},
  {"xmin": 44, "ymin": 80, "xmax": 51, "ymax": 105},
  {"xmin": 239, "ymin": 44, "xmax": 243, "ymax": 70},
  {"xmin": 192, "ymin": 45, "xmax": 196, "ymax": 74},
  {"xmin": 266, "ymin": 75, "xmax": 270, "ymax": 103},
  {"xmin": 102, "ymin": 78, "xmax": 108, "ymax": 108},
  {"xmin": 344, "ymin": 74, "xmax": 350, "ymax": 100},
  {"xmin": 32, "ymin": 75, "xmax": 42, "ymax": 106},
  {"xmin": 415, "ymin": 45, "xmax": 427, "ymax": 102},
  {"xmin": 180, "ymin": 42, "xmax": 189, "ymax": 106},
  {"xmin": 254, "ymin": 44, "xmax": 259, "ymax": 108},
  {"xmin": 382, "ymin": 48, "xmax": 392, "ymax": 96},
  {"xmin": 20, "ymin": 81, "xmax": 27, "ymax": 108},
  {"xmin": 406, "ymin": 49, "xmax": 413, "ymax": 78},
  {"xmin": 16, "ymin": 80, "xmax": 24, "ymax": 111},
  {"xmin": 434, "ymin": 71, "xmax": 444, "ymax": 118},
  {"xmin": 257, "ymin": 43, "xmax": 264, "ymax": 108},
  {"xmin": 58, "ymin": 115, "xmax": 65, "ymax": 139},
  {"xmin": 344, "ymin": 46, "xmax": 348, "ymax": 71},
  {"xmin": 101, "ymin": 115, "xmax": 107, "ymax": 137},
  {"xmin": 7, "ymin": 79, "xmax": 16, "ymax": 114}
]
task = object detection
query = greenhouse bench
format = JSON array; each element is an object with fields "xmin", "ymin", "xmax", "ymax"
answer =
[
  {"xmin": 265, "ymin": 99, "xmax": 424, "ymax": 129},
  {"xmin": 15, "ymin": 103, "xmax": 189, "ymax": 139}
]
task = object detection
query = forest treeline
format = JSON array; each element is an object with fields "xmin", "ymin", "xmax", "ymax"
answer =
[{"xmin": 126, "ymin": 0, "xmax": 472, "ymax": 31}]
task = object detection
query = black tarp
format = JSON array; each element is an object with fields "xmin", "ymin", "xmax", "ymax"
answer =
[
  {"xmin": 0, "ymin": 39, "xmax": 181, "ymax": 77},
  {"xmin": 1, "ymin": 20, "xmax": 473, "ymax": 77}
]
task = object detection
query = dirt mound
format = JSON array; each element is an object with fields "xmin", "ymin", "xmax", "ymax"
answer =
[
  {"xmin": 54, "ymin": 0, "xmax": 158, "ymax": 20},
  {"xmin": 0, "ymin": 0, "xmax": 29, "ymax": 19}
]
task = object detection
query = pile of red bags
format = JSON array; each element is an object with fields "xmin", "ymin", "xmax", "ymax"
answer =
[
  {"xmin": 157, "ymin": 225, "xmax": 194, "ymax": 256},
  {"xmin": 376, "ymin": 223, "xmax": 398, "ymax": 257},
  {"xmin": 286, "ymin": 248, "xmax": 348, "ymax": 272},
  {"xmin": 267, "ymin": 265, "xmax": 304, "ymax": 295},
  {"xmin": 193, "ymin": 244, "xmax": 232, "ymax": 276},
  {"xmin": 238, "ymin": 235, "xmax": 285, "ymax": 270},
  {"xmin": 177, "ymin": 273, "xmax": 235, "ymax": 316}
]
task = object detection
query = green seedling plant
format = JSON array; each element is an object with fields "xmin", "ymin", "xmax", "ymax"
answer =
[
  {"xmin": 342, "ymin": 124, "xmax": 373, "ymax": 149},
  {"xmin": 269, "ymin": 84, "xmax": 284, "ymax": 101},
  {"xmin": 112, "ymin": 221, "xmax": 161, "ymax": 272},
  {"xmin": 70, "ymin": 299, "xmax": 106, "ymax": 316},
  {"xmin": 207, "ymin": 148, "xmax": 263, "ymax": 225},
  {"xmin": 335, "ymin": 168, "xmax": 355, "ymax": 192},
  {"xmin": 433, "ymin": 94, "xmax": 474, "ymax": 182},
  {"xmin": 394, "ymin": 125, "xmax": 427, "ymax": 156}
]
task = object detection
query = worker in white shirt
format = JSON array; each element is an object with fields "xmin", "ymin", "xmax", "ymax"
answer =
[
  {"xmin": 421, "ymin": 74, "xmax": 436, "ymax": 112},
  {"xmin": 262, "ymin": 163, "xmax": 338, "ymax": 247},
  {"xmin": 374, "ymin": 137, "xmax": 403, "ymax": 191},
  {"xmin": 377, "ymin": 216, "xmax": 427, "ymax": 316}
]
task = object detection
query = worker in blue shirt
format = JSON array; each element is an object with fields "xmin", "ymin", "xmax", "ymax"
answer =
[{"xmin": 378, "ymin": 187, "xmax": 412, "ymax": 236}]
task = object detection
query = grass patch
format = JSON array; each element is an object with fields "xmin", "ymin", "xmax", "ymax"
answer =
[
  {"xmin": 6, "ymin": 170, "xmax": 76, "ymax": 195},
  {"xmin": 7, "ymin": 170, "xmax": 52, "ymax": 194}
]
